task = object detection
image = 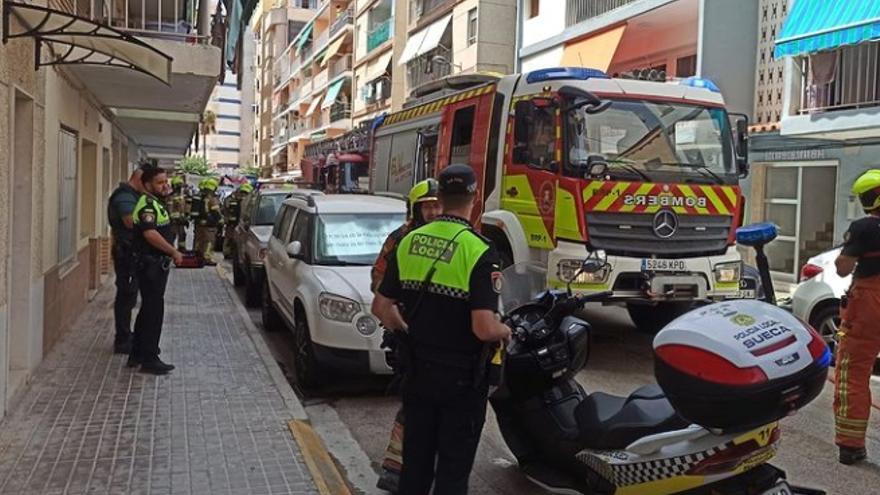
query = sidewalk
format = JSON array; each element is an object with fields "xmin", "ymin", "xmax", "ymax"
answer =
[{"xmin": 0, "ymin": 267, "xmax": 320, "ymax": 495}]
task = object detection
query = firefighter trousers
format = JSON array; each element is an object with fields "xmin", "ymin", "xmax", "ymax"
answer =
[
  {"xmin": 834, "ymin": 276, "xmax": 880, "ymax": 449},
  {"xmin": 171, "ymin": 223, "xmax": 187, "ymax": 250},
  {"xmin": 194, "ymin": 226, "xmax": 216, "ymax": 262}
]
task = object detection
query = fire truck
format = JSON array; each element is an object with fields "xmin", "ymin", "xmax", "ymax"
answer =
[
  {"xmin": 302, "ymin": 122, "xmax": 372, "ymax": 194},
  {"xmin": 369, "ymin": 68, "xmax": 751, "ymax": 332}
]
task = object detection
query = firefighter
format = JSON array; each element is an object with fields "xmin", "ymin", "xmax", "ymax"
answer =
[
  {"xmin": 192, "ymin": 178, "xmax": 223, "ymax": 265},
  {"xmin": 222, "ymin": 183, "xmax": 254, "ymax": 258},
  {"xmin": 372, "ymin": 165, "xmax": 511, "ymax": 494},
  {"xmin": 833, "ymin": 169, "xmax": 880, "ymax": 465},
  {"xmin": 167, "ymin": 175, "xmax": 190, "ymax": 250},
  {"xmin": 372, "ymin": 178, "xmax": 441, "ymax": 493}
]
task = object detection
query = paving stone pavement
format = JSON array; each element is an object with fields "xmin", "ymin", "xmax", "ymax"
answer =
[{"xmin": 0, "ymin": 267, "xmax": 320, "ymax": 495}]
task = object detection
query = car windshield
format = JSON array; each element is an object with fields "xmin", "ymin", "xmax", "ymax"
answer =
[
  {"xmin": 314, "ymin": 213, "xmax": 405, "ymax": 266},
  {"xmin": 566, "ymin": 99, "xmax": 735, "ymax": 184},
  {"xmin": 253, "ymin": 194, "xmax": 288, "ymax": 225}
]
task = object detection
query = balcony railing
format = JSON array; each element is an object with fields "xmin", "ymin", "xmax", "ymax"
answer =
[
  {"xmin": 71, "ymin": 0, "xmax": 212, "ymax": 43},
  {"xmin": 799, "ymin": 42, "xmax": 880, "ymax": 114},
  {"xmin": 313, "ymin": 67, "xmax": 329, "ymax": 91},
  {"xmin": 367, "ymin": 17, "xmax": 392, "ymax": 52},
  {"xmin": 330, "ymin": 9, "xmax": 354, "ymax": 37},
  {"xmin": 313, "ymin": 30, "xmax": 330, "ymax": 52},
  {"xmin": 330, "ymin": 55, "xmax": 353, "ymax": 79},
  {"xmin": 330, "ymin": 103, "xmax": 352, "ymax": 123},
  {"xmin": 406, "ymin": 46, "xmax": 452, "ymax": 91},
  {"xmin": 410, "ymin": 0, "xmax": 453, "ymax": 23},
  {"xmin": 565, "ymin": 0, "xmax": 638, "ymax": 27}
]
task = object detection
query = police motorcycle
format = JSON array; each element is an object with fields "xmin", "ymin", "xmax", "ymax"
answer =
[{"xmin": 491, "ymin": 255, "xmax": 830, "ymax": 495}]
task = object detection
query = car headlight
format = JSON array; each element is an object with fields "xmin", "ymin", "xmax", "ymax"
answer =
[
  {"xmin": 714, "ymin": 261, "xmax": 742, "ymax": 283},
  {"xmin": 557, "ymin": 259, "xmax": 610, "ymax": 284},
  {"xmin": 356, "ymin": 315, "xmax": 378, "ymax": 336},
  {"xmin": 319, "ymin": 293, "xmax": 361, "ymax": 322}
]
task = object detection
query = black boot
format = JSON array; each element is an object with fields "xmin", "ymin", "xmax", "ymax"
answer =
[
  {"xmin": 839, "ymin": 446, "xmax": 867, "ymax": 465},
  {"xmin": 114, "ymin": 336, "xmax": 133, "ymax": 354},
  {"xmin": 139, "ymin": 358, "xmax": 176, "ymax": 375},
  {"xmin": 126, "ymin": 354, "xmax": 142, "ymax": 368}
]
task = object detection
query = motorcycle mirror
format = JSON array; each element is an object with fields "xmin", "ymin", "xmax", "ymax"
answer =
[{"xmin": 581, "ymin": 259, "xmax": 605, "ymax": 274}]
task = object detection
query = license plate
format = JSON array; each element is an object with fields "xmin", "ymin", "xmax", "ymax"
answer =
[
  {"xmin": 740, "ymin": 277, "xmax": 758, "ymax": 299},
  {"xmin": 759, "ymin": 481, "xmax": 793, "ymax": 495},
  {"xmin": 641, "ymin": 259, "xmax": 689, "ymax": 272}
]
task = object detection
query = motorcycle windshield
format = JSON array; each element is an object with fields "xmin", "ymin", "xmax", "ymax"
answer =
[{"xmin": 499, "ymin": 262, "xmax": 548, "ymax": 315}]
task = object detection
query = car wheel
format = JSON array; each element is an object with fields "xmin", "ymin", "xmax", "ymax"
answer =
[
  {"xmin": 261, "ymin": 279, "xmax": 285, "ymax": 333},
  {"xmin": 232, "ymin": 256, "xmax": 245, "ymax": 287},
  {"xmin": 245, "ymin": 267, "xmax": 261, "ymax": 308},
  {"xmin": 627, "ymin": 302, "xmax": 692, "ymax": 334},
  {"xmin": 293, "ymin": 313, "xmax": 322, "ymax": 391},
  {"xmin": 810, "ymin": 303, "xmax": 840, "ymax": 362}
]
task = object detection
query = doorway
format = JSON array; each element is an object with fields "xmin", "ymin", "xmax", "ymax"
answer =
[{"xmin": 7, "ymin": 90, "xmax": 35, "ymax": 405}]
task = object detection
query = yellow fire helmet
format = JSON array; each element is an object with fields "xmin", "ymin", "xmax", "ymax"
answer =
[
  {"xmin": 407, "ymin": 178, "xmax": 439, "ymax": 207},
  {"xmin": 239, "ymin": 183, "xmax": 254, "ymax": 194},
  {"xmin": 852, "ymin": 169, "xmax": 880, "ymax": 212},
  {"xmin": 171, "ymin": 176, "xmax": 185, "ymax": 187},
  {"xmin": 200, "ymin": 178, "xmax": 218, "ymax": 192}
]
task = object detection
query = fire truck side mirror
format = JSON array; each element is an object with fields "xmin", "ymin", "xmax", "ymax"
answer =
[{"xmin": 730, "ymin": 113, "xmax": 750, "ymax": 178}]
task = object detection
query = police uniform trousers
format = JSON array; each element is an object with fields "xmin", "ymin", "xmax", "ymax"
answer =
[
  {"xmin": 399, "ymin": 359, "xmax": 488, "ymax": 495},
  {"xmin": 834, "ymin": 275, "xmax": 880, "ymax": 448},
  {"xmin": 112, "ymin": 242, "xmax": 138, "ymax": 344},
  {"xmin": 131, "ymin": 254, "xmax": 171, "ymax": 362}
]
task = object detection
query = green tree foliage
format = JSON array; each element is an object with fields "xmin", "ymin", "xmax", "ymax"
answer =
[{"xmin": 179, "ymin": 155, "xmax": 211, "ymax": 175}]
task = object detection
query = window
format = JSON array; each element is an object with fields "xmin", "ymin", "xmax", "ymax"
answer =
[
  {"xmin": 288, "ymin": 211, "xmax": 311, "ymax": 260},
  {"xmin": 58, "ymin": 128, "xmax": 78, "ymax": 263},
  {"xmin": 450, "ymin": 106, "xmax": 476, "ymax": 165},
  {"xmin": 513, "ymin": 100, "xmax": 558, "ymax": 172},
  {"xmin": 272, "ymin": 205, "xmax": 295, "ymax": 239},
  {"xmin": 314, "ymin": 213, "xmax": 405, "ymax": 266},
  {"xmin": 467, "ymin": 8, "xmax": 478, "ymax": 46},
  {"xmin": 254, "ymin": 194, "xmax": 288, "ymax": 225},
  {"xmin": 529, "ymin": 0, "xmax": 539, "ymax": 18},
  {"xmin": 675, "ymin": 54, "xmax": 697, "ymax": 78}
]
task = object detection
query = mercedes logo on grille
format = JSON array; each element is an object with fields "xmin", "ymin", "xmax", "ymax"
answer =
[{"xmin": 653, "ymin": 210, "xmax": 678, "ymax": 239}]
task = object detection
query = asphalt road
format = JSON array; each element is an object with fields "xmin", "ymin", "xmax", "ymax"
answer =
[{"xmin": 220, "ymin": 259, "xmax": 880, "ymax": 495}]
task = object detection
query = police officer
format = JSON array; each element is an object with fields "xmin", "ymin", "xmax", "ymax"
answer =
[
  {"xmin": 107, "ymin": 167, "xmax": 146, "ymax": 354},
  {"xmin": 167, "ymin": 175, "xmax": 191, "ymax": 250},
  {"xmin": 372, "ymin": 164, "xmax": 511, "ymax": 494},
  {"xmin": 834, "ymin": 169, "xmax": 880, "ymax": 465},
  {"xmin": 222, "ymin": 183, "xmax": 254, "ymax": 258},
  {"xmin": 192, "ymin": 178, "xmax": 223, "ymax": 265},
  {"xmin": 130, "ymin": 167, "xmax": 183, "ymax": 374},
  {"xmin": 373, "ymin": 178, "xmax": 442, "ymax": 493}
]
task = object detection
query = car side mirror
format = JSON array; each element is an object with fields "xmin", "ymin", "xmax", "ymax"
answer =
[
  {"xmin": 730, "ymin": 112, "xmax": 750, "ymax": 178},
  {"xmin": 286, "ymin": 241, "xmax": 303, "ymax": 259}
]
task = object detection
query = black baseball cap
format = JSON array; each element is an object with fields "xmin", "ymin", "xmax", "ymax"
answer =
[{"xmin": 439, "ymin": 164, "xmax": 477, "ymax": 195}]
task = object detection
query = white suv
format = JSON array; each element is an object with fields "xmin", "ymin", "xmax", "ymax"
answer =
[{"xmin": 262, "ymin": 192, "xmax": 406, "ymax": 389}]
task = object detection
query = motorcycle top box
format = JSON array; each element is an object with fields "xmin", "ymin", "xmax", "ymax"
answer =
[{"xmin": 653, "ymin": 299, "xmax": 830, "ymax": 431}]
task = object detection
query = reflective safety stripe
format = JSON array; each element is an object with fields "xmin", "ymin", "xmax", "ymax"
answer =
[
  {"xmin": 132, "ymin": 194, "xmax": 170, "ymax": 225},
  {"xmin": 396, "ymin": 220, "xmax": 489, "ymax": 293}
]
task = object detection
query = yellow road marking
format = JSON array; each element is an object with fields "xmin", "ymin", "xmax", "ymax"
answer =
[{"xmin": 289, "ymin": 420, "xmax": 353, "ymax": 495}]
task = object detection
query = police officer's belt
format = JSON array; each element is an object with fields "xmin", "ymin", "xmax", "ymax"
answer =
[{"xmin": 412, "ymin": 344, "xmax": 481, "ymax": 371}]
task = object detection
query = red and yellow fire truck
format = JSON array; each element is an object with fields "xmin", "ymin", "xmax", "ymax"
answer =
[
  {"xmin": 302, "ymin": 123, "xmax": 372, "ymax": 194},
  {"xmin": 370, "ymin": 68, "xmax": 751, "ymax": 331}
]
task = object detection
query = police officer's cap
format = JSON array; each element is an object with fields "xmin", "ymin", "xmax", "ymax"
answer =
[{"xmin": 439, "ymin": 164, "xmax": 477, "ymax": 195}]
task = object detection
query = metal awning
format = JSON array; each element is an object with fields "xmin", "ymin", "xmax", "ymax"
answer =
[
  {"xmin": 775, "ymin": 0, "xmax": 880, "ymax": 57},
  {"xmin": 366, "ymin": 50, "xmax": 393, "ymax": 81},
  {"xmin": 561, "ymin": 25, "xmax": 626, "ymax": 71},
  {"xmin": 294, "ymin": 21, "xmax": 315, "ymax": 53},
  {"xmin": 322, "ymin": 78, "xmax": 345, "ymax": 109},
  {"xmin": 399, "ymin": 14, "xmax": 452, "ymax": 66},
  {"xmin": 305, "ymin": 93, "xmax": 324, "ymax": 116},
  {"xmin": 321, "ymin": 36, "xmax": 346, "ymax": 67},
  {"xmin": 2, "ymin": 2, "xmax": 172, "ymax": 83}
]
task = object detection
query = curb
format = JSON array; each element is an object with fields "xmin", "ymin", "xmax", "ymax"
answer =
[{"xmin": 215, "ymin": 263, "xmax": 309, "ymax": 420}]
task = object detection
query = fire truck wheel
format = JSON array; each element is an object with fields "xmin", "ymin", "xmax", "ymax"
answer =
[{"xmin": 627, "ymin": 302, "xmax": 692, "ymax": 334}]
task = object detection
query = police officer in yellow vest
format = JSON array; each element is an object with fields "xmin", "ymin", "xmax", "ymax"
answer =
[
  {"xmin": 192, "ymin": 178, "xmax": 222, "ymax": 265},
  {"xmin": 130, "ymin": 167, "xmax": 183, "ymax": 375},
  {"xmin": 222, "ymin": 182, "xmax": 253, "ymax": 257},
  {"xmin": 167, "ymin": 175, "xmax": 191, "ymax": 250},
  {"xmin": 372, "ymin": 164, "xmax": 511, "ymax": 494}
]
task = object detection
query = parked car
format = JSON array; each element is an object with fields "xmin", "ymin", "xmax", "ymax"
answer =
[
  {"xmin": 791, "ymin": 247, "xmax": 846, "ymax": 355},
  {"xmin": 262, "ymin": 192, "xmax": 406, "ymax": 389},
  {"xmin": 232, "ymin": 188, "xmax": 293, "ymax": 306}
]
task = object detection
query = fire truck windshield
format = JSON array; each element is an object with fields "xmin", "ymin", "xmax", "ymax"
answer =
[{"xmin": 566, "ymin": 98, "xmax": 736, "ymax": 185}]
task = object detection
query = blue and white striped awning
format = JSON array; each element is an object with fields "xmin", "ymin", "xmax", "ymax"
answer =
[{"xmin": 774, "ymin": 0, "xmax": 880, "ymax": 58}]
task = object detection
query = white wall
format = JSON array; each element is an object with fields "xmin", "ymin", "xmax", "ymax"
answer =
[
  {"xmin": 521, "ymin": 0, "xmax": 566, "ymax": 48},
  {"xmin": 521, "ymin": 45, "xmax": 563, "ymax": 72}
]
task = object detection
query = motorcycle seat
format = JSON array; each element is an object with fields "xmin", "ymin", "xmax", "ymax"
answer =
[{"xmin": 575, "ymin": 384, "xmax": 688, "ymax": 450}]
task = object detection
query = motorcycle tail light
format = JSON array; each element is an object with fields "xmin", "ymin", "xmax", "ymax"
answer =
[{"xmin": 655, "ymin": 344, "xmax": 768, "ymax": 386}]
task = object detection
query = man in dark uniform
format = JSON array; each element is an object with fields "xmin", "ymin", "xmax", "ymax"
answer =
[
  {"xmin": 833, "ymin": 169, "xmax": 880, "ymax": 465},
  {"xmin": 372, "ymin": 164, "xmax": 511, "ymax": 494},
  {"xmin": 130, "ymin": 167, "xmax": 183, "ymax": 375},
  {"xmin": 107, "ymin": 167, "xmax": 146, "ymax": 353}
]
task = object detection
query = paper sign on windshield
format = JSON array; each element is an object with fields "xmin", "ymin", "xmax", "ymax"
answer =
[
  {"xmin": 322, "ymin": 222, "xmax": 391, "ymax": 256},
  {"xmin": 675, "ymin": 121, "xmax": 698, "ymax": 145}
]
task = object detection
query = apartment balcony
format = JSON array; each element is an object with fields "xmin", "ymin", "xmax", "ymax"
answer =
[
  {"xmin": 313, "ymin": 67, "xmax": 330, "ymax": 92},
  {"xmin": 782, "ymin": 41, "xmax": 880, "ymax": 139},
  {"xmin": 330, "ymin": 54, "xmax": 353, "ymax": 79},
  {"xmin": 330, "ymin": 9, "xmax": 354, "ymax": 37},
  {"xmin": 52, "ymin": 0, "xmax": 221, "ymax": 160},
  {"xmin": 410, "ymin": 0, "xmax": 454, "ymax": 25},
  {"xmin": 330, "ymin": 102, "xmax": 352, "ymax": 123},
  {"xmin": 406, "ymin": 46, "xmax": 452, "ymax": 92},
  {"xmin": 314, "ymin": 29, "xmax": 330, "ymax": 52},
  {"xmin": 565, "ymin": 0, "xmax": 639, "ymax": 27},
  {"xmin": 367, "ymin": 17, "xmax": 392, "ymax": 52}
]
